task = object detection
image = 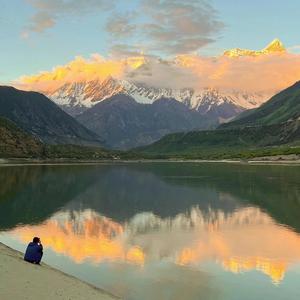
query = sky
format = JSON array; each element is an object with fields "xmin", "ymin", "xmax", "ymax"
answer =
[{"xmin": 1, "ymin": 0, "xmax": 300, "ymax": 85}]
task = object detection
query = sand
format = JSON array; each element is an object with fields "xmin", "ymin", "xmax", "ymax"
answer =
[{"xmin": 0, "ymin": 243, "xmax": 120, "ymax": 300}]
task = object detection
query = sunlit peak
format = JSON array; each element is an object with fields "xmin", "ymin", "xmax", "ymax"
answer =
[
  {"xmin": 223, "ymin": 38, "xmax": 286, "ymax": 57},
  {"xmin": 263, "ymin": 38, "xmax": 286, "ymax": 53}
]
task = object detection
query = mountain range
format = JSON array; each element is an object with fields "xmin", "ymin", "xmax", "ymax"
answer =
[
  {"xmin": 47, "ymin": 76, "xmax": 267, "ymax": 121},
  {"xmin": 0, "ymin": 78, "xmax": 299, "ymax": 159},
  {"xmin": 1, "ymin": 39, "xmax": 299, "ymax": 157},
  {"xmin": 42, "ymin": 40, "xmax": 285, "ymax": 125},
  {"xmin": 41, "ymin": 40, "xmax": 288, "ymax": 149},
  {"xmin": 9, "ymin": 39, "xmax": 288, "ymax": 150}
]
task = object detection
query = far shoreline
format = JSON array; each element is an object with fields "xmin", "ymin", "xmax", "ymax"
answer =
[{"xmin": 1, "ymin": 156, "xmax": 300, "ymax": 167}]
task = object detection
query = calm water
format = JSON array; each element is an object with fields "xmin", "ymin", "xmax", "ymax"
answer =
[{"xmin": 1, "ymin": 163, "xmax": 300, "ymax": 300}]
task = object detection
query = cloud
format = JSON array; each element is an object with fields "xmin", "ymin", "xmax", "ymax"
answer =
[
  {"xmin": 105, "ymin": 13, "xmax": 137, "ymax": 38},
  {"xmin": 109, "ymin": 43, "xmax": 156, "ymax": 58},
  {"xmin": 125, "ymin": 57, "xmax": 199, "ymax": 89},
  {"xmin": 24, "ymin": 0, "xmax": 223, "ymax": 56},
  {"xmin": 122, "ymin": 50, "xmax": 300, "ymax": 93},
  {"xmin": 106, "ymin": 0, "xmax": 224, "ymax": 55},
  {"xmin": 28, "ymin": 11, "xmax": 55, "ymax": 33},
  {"xmin": 12, "ymin": 206, "xmax": 300, "ymax": 291},
  {"xmin": 16, "ymin": 40, "xmax": 300, "ymax": 95},
  {"xmin": 288, "ymin": 45, "xmax": 300, "ymax": 54},
  {"xmin": 180, "ymin": 53, "xmax": 300, "ymax": 92},
  {"xmin": 24, "ymin": 0, "xmax": 115, "ymax": 34},
  {"xmin": 16, "ymin": 54, "xmax": 146, "ymax": 92}
]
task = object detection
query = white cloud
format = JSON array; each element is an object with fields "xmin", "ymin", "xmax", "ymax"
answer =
[
  {"xmin": 105, "ymin": 0, "xmax": 224, "ymax": 56},
  {"xmin": 288, "ymin": 45, "xmax": 300, "ymax": 54},
  {"xmin": 24, "ymin": 0, "xmax": 224, "ymax": 56},
  {"xmin": 24, "ymin": 0, "xmax": 115, "ymax": 34},
  {"xmin": 17, "ymin": 37, "xmax": 300, "ymax": 96}
]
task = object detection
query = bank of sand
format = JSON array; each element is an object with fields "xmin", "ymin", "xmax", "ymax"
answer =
[{"xmin": 0, "ymin": 243, "xmax": 119, "ymax": 300}]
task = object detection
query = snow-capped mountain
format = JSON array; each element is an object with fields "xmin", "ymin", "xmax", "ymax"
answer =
[
  {"xmin": 47, "ymin": 76, "xmax": 270, "ymax": 121},
  {"xmin": 22, "ymin": 39, "xmax": 287, "ymax": 123},
  {"xmin": 223, "ymin": 38, "xmax": 285, "ymax": 57},
  {"xmin": 49, "ymin": 77, "xmax": 126, "ymax": 115},
  {"xmin": 119, "ymin": 80, "xmax": 268, "ymax": 118},
  {"xmin": 10, "ymin": 38, "xmax": 293, "ymax": 149}
]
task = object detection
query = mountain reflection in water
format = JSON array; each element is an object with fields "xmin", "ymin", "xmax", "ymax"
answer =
[
  {"xmin": 1, "ymin": 163, "xmax": 300, "ymax": 300},
  {"xmin": 10, "ymin": 206, "xmax": 300, "ymax": 284}
]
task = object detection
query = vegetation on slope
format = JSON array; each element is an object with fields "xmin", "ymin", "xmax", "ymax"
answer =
[
  {"xmin": 136, "ymin": 81, "xmax": 300, "ymax": 159},
  {"xmin": 44, "ymin": 144, "xmax": 118, "ymax": 160},
  {"xmin": 0, "ymin": 117, "xmax": 43, "ymax": 158},
  {"xmin": 135, "ymin": 119, "xmax": 300, "ymax": 159},
  {"xmin": 2, "ymin": 114, "xmax": 299, "ymax": 160},
  {"xmin": 0, "ymin": 117, "xmax": 116, "ymax": 160}
]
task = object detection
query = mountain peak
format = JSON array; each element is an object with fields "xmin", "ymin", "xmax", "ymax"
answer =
[
  {"xmin": 263, "ymin": 38, "xmax": 285, "ymax": 53},
  {"xmin": 224, "ymin": 39, "xmax": 286, "ymax": 57}
]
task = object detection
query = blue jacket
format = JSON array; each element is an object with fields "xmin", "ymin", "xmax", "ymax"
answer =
[{"xmin": 24, "ymin": 242, "xmax": 43, "ymax": 263}]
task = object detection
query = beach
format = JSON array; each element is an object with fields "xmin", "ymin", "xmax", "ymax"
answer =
[{"xmin": 0, "ymin": 243, "xmax": 119, "ymax": 300}]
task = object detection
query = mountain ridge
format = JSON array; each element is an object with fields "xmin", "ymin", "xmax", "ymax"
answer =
[
  {"xmin": 0, "ymin": 86, "xmax": 103, "ymax": 146},
  {"xmin": 47, "ymin": 77, "xmax": 269, "ymax": 121}
]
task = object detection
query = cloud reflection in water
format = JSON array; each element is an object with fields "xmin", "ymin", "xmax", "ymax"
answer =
[{"xmin": 10, "ymin": 206, "xmax": 300, "ymax": 285}]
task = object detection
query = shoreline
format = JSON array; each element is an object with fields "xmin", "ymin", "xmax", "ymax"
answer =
[
  {"xmin": 0, "ymin": 242, "xmax": 119, "ymax": 300},
  {"xmin": 1, "ymin": 157, "xmax": 300, "ymax": 166}
]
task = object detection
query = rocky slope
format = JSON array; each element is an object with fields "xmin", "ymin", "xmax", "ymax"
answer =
[{"xmin": 76, "ymin": 94, "xmax": 210, "ymax": 149}]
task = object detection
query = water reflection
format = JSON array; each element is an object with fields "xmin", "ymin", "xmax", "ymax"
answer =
[
  {"xmin": 1, "ymin": 163, "xmax": 300, "ymax": 299},
  {"xmin": 9, "ymin": 206, "xmax": 300, "ymax": 284}
]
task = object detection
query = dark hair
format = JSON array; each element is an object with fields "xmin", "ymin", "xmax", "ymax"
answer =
[{"xmin": 33, "ymin": 237, "xmax": 40, "ymax": 243}]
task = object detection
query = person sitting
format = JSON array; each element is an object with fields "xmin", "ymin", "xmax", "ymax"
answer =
[{"xmin": 24, "ymin": 237, "xmax": 43, "ymax": 265}]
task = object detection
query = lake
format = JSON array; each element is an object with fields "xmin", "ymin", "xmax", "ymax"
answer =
[{"xmin": 0, "ymin": 162, "xmax": 300, "ymax": 300}]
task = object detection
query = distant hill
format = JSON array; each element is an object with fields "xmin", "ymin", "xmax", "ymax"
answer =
[
  {"xmin": 0, "ymin": 86, "xmax": 103, "ymax": 146},
  {"xmin": 137, "ymin": 81, "xmax": 300, "ymax": 158},
  {"xmin": 0, "ymin": 117, "xmax": 43, "ymax": 158},
  {"xmin": 0, "ymin": 116, "xmax": 115, "ymax": 160},
  {"xmin": 137, "ymin": 119, "xmax": 300, "ymax": 156},
  {"xmin": 76, "ymin": 94, "xmax": 212, "ymax": 149},
  {"xmin": 221, "ymin": 81, "xmax": 300, "ymax": 129}
]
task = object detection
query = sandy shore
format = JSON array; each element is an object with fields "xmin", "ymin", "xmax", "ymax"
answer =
[{"xmin": 0, "ymin": 243, "xmax": 119, "ymax": 300}]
